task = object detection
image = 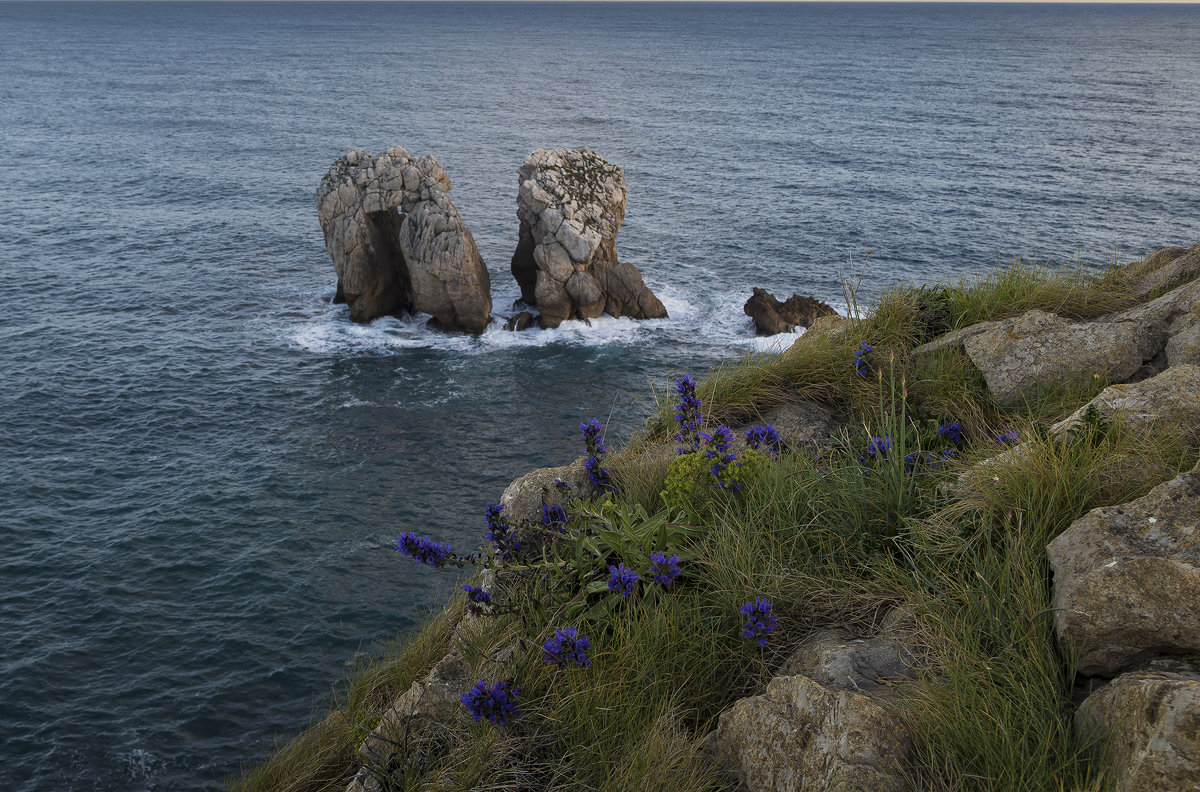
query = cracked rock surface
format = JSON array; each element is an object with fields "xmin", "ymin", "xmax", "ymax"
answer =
[
  {"xmin": 510, "ymin": 148, "xmax": 667, "ymax": 328},
  {"xmin": 1048, "ymin": 458, "xmax": 1200, "ymax": 677},
  {"xmin": 316, "ymin": 147, "xmax": 492, "ymax": 333}
]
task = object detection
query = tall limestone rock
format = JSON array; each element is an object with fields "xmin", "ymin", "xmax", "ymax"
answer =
[
  {"xmin": 510, "ymin": 147, "xmax": 668, "ymax": 329},
  {"xmin": 316, "ymin": 147, "xmax": 492, "ymax": 334}
]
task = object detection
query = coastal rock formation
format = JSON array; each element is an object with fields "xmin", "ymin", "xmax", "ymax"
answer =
[
  {"xmin": 743, "ymin": 288, "xmax": 836, "ymax": 335},
  {"xmin": 316, "ymin": 147, "xmax": 492, "ymax": 333},
  {"xmin": 1075, "ymin": 671, "xmax": 1200, "ymax": 792},
  {"xmin": 1047, "ymin": 458, "xmax": 1200, "ymax": 677},
  {"xmin": 1115, "ymin": 240, "xmax": 1200, "ymax": 298},
  {"xmin": 510, "ymin": 148, "xmax": 667, "ymax": 328},
  {"xmin": 703, "ymin": 627, "xmax": 917, "ymax": 792},
  {"xmin": 733, "ymin": 402, "xmax": 849, "ymax": 452},
  {"xmin": 911, "ymin": 246, "xmax": 1200, "ymax": 408}
]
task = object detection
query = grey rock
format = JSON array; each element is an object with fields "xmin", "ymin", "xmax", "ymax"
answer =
[
  {"xmin": 1050, "ymin": 363, "xmax": 1200, "ymax": 444},
  {"xmin": 1075, "ymin": 671, "xmax": 1200, "ymax": 792},
  {"xmin": 1115, "ymin": 241, "xmax": 1200, "ymax": 298},
  {"xmin": 703, "ymin": 628, "xmax": 917, "ymax": 792},
  {"xmin": 510, "ymin": 148, "xmax": 667, "ymax": 328},
  {"xmin": 1047, "ymin": 458, "xmax": 1200, "ymax": 677},
  {"xmin": 500, "ymin": 458, "xmax": 594, "ymax": 526},
  {"xmin": 316, "ymin": 147, "xmax": 491, "ymax": 332},
  {"xmin": 911, "ymin": 266, "xmax": 1200, "ymax": 408}
]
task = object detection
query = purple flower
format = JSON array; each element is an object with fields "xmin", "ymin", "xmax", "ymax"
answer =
[
  {"xmin": 740, "ymin": 597, "xmax": 777, "ymax": 647},
  {"xmin": 648, "ymin": 552, "xmax": 681, "ymax": 588},
  {"xmin": 854, "ymin": 343, "xmax": 874, "ymax": 378},
  {"xmin": 674, "ymin": 375, "xmax": 704, "ymax": 455},
  {"xmin": 485, "ymin": 502, "xmax": 518, "ymax": 560},
  {"xmin": 542, "ymin": 626, "xmax": 592, "ymax": 668},
  {"xmin": 703, "ymin": 425, "xmax": 741, "ymax": 490},
  {"xmin": 462, "ymin": 584, "xmax": 491, "ymax": 614},
  {"xmin": 581, "ymin": 419, "xmax": 612, "ymax": 489},
  {"xmin": 541, "ymin": 504, "xmax": 569, "ymax": 533},
  {"xmin": 994, "ymin": 429, "xmax": 1020, "ymax": 446},
  {"xmin": 607, "ymin": 563, "xmax": 639, "ymax": 599},
  {"xmin": 938, "ymin": 422, "xmax": 965, "ymax": 446},
  {"xmin": 396, "ymin": 532, "xmax": 452, "ymax": 567},
  {"xmin": 857, "ymin": 436, "xmax": 891, "ymax": 466},
  {"xmin": 460, "ymin": 679, "xmax": 519, "ymax": 726},
  {"xmin": 746, "ymin": 424, "xmax": 785, "ymax": 454}
]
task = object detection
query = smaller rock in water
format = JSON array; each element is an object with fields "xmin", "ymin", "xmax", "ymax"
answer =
[
  {"xmin": 743, "ymin": 288, "xmax": 836, "ymax": 336},
  {"xmin": 504, "ymin": 311, "xmax": 535, "ymax": 332}
]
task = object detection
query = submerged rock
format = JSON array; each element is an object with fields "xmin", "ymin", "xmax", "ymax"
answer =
[
  {"xmin": 1048, "ymin": 458, "xmax": 1200, "ymax": 677},
  {"xmin": 1075, "ymin": 670, "xmax": 1200, "ymax": 792},
  {"xmin": 744, "ymin": 288, "xmax": 836, "ymax": 335},
  {"xmin": 316, "ymin": 147, "xmax": 492, "ymax": 333},
  {"xmin": 510, "ymin": 148, "xmax": 667, "ymax": 328}
]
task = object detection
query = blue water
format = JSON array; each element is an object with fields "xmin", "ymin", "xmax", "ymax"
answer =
[{"xmin": 1, "ymin": 2, "xmax": 1198, "ymax": 788}]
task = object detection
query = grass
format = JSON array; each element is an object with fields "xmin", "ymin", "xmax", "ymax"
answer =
[{"xmin": 231, "ymin": 253, "xmax": 1195, "ymax": 792}]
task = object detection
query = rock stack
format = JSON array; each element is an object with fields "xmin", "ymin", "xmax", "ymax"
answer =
[
  {"xmin": 316, "ymin": 147, "xmax": 492, "ymax": 334},
  {"xmin": 510, "ymin": 147, "xmax": 668, "ymax": 328}
]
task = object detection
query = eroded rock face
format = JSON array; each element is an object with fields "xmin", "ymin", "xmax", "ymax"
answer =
[
  {"xmin": 733, "ymin": 402, "xmax": 849, "ymax": 452},
  {"xmin": 744, "ymin": 288, "xmax": 837, "ymax": 335},
  {"xmin": 1076, "ymin": 671, "xmax": 1200, "ymax": 792},
  {"xmin": 317, "ymin": 147, "xmax": 492, "ymax": 332},
  {"xmin": 510, "ymin": 148, "xmax": 667, "ymax": 328},
  {"xmin": 1116, "ymin": 241, "xmax": 1200, "ymax": 298},
  {"xmin": 1050, "ymin": 364, "xmax": 1200, "ymax": 444},
  {"xmin": 703, "ymin": 628, "xmax": 916, "ymax": 792},
  {"xmin": 1047, "ymin": 459, "xmax": 1200, "ymax": 677}
]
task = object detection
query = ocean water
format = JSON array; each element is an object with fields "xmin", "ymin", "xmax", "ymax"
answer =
[{"xmin": 0, "ymin": 2, "xmax": 1198, "ymax": 788}]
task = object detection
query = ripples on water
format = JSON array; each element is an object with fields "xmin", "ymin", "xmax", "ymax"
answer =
[{"xmin": 0, "ymin": 2, "xmax": 1198, "ymax": 788}]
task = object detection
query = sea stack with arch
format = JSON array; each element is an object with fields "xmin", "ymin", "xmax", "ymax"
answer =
[
  {"xmin": 510, "ymin": 147, "xmax": 668, "ymax": 329},
  {"xmin": 316, "ymin": 147, "xmax": 492, "ymax": 334}
]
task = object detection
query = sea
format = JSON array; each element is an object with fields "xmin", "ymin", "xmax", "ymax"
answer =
[{"xmin": 0, "ymin": 1, "xmax": 1197, "ymax": 788}]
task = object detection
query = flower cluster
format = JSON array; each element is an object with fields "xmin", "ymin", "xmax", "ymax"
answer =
[
  {"xmin": 854, "ymin": 343, "xmax": 874, "ymax": 377},
  {"xmin": 461, "ymin": 679, "xmax": 518, "ymax": 726},
  {"xmin": 541, "ymin": 504, "xmax": 568, "ymax": 533},
  {"xmin": 857, "ymin": 436, "xmax": 891, "ymax": 466},
  {"xmin": 462, "ymin": 583, "xmax": 491, "ymax": 614},
  {"xmin": 485, "ymin": 502, "xmax": 518, "ymax": 561},
  {"xmin": 607, "ymin": 563, "xmax": 639, "ymax": 599},
  {"xmin": 994, "ymin": 429, "xmax": 1020, "ymax": 446},
  {"xmin": 542, "ymin": 626, "xmax": 592, "ymax": 668},
  {"xmin": 904, "ymin": 448, "xmax": 958, "ymax": 473},
  {"xmin": 938, "ymin": 421, "xmax": 965, "ymax": 446},
  {"xmin": 396, "ymin": 532, "xmax": 452, "ymax": 567},
  {"xmin": 580, "ymin": 419, "xmax": 612, "ymax": 489},
  {"xmin": 704, "ymin": 425, "xmax": 740, "ymax": 490},
  {"xmin": 674, "ymin": 375, "xmax": 704, "ymax": 455},
  {"xmin": 745, "ymin": 424, "xmax": 784, "ymax": 454},
  {"xmin": 740, "ymin": 597, "xmax": 777, "ymax": 647},
  {"xmin": 648, "ymin": 551, "xmax": 682, "ymax": 588}
]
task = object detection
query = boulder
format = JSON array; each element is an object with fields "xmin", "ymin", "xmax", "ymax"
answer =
[
  {"xmin": 733, "ymin": 402, "xmax": 849, "ymax": 452},
  {"xmin": 912, "ymin": 272, "xmax": 1200, "ymax": 409},
  {"xmin": 510, "ymin": 148, "xmax": 667, "ymax": 328},
  {"xmin": 1112, "ymin": 241, "xmax": 1200, "ymax": 298},
  {"xmin": 744, "ymin": 288, "xmax": 836, "ymax": 335},
  {"xmin": 1050, "ymin": 363, "xmax": 1200, "ymax": 444},
  {"xmin": 316, "ymin": 147, "xmax": 491, "ymax": 333},
  {"xmin": 1047, "ymin": 458, "xmax": 1200, "ymax": 677},
  {"xmin": 500, "ymin": 457, "xmax": 594, "ymax": 526},
  {"xmin": 703, "ymin": 628, "xmax": 916, "ymax": 792},
  {"xmin": 1075, "ymin": 671, "xmax": 1200, "ymax": 792}
]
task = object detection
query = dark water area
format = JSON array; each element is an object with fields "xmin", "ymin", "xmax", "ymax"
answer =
[{"xmin": 0, "ymin": 2, "xmax": 1197, "ymax": 788}]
